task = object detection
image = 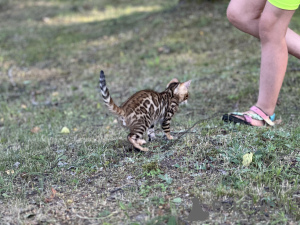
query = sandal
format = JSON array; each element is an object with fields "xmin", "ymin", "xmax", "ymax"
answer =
[{"xmin": 222, "ymin": 106, "xmax": 276, "ymax": 126}]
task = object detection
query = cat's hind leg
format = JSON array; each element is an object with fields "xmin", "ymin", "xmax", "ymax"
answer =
[
  {"xmin": 127, "ymin": 128, "xmax": 148, "ymax": 152},
  {"xmin": 147, "ymin": 124, "xmax": 156, "ymax": 142}
]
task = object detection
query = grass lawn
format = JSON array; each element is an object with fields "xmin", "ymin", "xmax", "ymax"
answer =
[{"xmin": 0, "ymin": 0, "xmax": 300, "ymax": 224}]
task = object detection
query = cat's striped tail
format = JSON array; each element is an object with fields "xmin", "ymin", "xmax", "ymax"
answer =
[{"xmin": 99, "ymin": 70, "xmax": 124, "ymax": 116}]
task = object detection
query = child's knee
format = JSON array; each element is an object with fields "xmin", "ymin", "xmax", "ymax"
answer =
[
  {"xmin": 258, "ymin": 16, "xmax": 278, "ymax": 42},
  {"xmin": 227, "ymin": 3, "xmax": 250, "ymax": 28},
  {"xmin": 226, "ymin": 4, "xmax": 240, "ymax": 25},
  {"xmin": 227, "ymin": 1, "xmax": 263, "ymax": 28}
]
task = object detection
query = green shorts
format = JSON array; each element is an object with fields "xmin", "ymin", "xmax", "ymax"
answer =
[{"xmin": 268, "ymin": 0, "xmax": 300, "ymax": 10}]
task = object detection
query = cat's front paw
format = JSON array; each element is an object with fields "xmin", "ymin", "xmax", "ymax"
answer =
[{"xmin": 165, "ymin": 133, "xmax": 174, "ymax": 140}]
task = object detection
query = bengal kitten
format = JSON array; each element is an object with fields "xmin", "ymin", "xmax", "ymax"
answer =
[{"xmin": 99, "ymin": 70, "xmax": 191, "ymax": 151}]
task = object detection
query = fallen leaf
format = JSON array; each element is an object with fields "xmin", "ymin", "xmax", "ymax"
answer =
[
  {"xmin": 242, "ymin": 152, "xmax": 253, "ymax": 167},
  {"xmin": 5, "ymin": 170, "xmax": 14, "ymax": 175},
  {"xmin": 73, "ymin": 128, "xmax": 78, "ymax": 132},
  {"xmin": 44, "ymin": 198, "xmax": 52, "ymax": 203},
  {"xmin": 31, "ymin": 126, "xmax": 40, "ymax": 134},
  {"xmin": 43, "ymin": 17, "xmax": 51, "ymax": 23},
  {"xmin": 98, "ymin": 210, "xmax": 110, "ymax": 217},
  {"xmin": 20, "ymin": 172, "xmax": 28, "ymax": 179},
  {"xmin": 274, "ymin": 119, "xmax": 282, "ymax": 125},
  {"xmin": 14, "ymin": 162, "xmax": 20, "ymax": 168},
  {"xmin": 158, "ymin": 46, "xmax": 170, "ymax": 54},
  {"xmin": 51, "ymin": 187, "xmax": 57, "ymax": 198},
  {"xmin": 61, "ymin": 127, "xmax": 70, "ymax": 134},
  {"xmin": 2, "ymin": 193, "xmax": 10, "ymax": 198},
  {"xmin": 52, "ymin": 92, "xmax": 59, "ymax": 97},
  {"xmin": 172, "ymin": 197, "xmax": 182, "ymax": 203},
  {"xmin": 57, "ymin": 161, "xmax": 68, "ymax": 167},
  {"xmin": 44, "ymin": 187, "xmax": 57, "ymax": 203},
  {"xmin": 119, "ymin": 202, "xmax": 126, "ymax": 210},
  {"xmin": 21, "ymin": 104, "xmax": 27, "ymax": 109},
  {"xmin": 157, "ymin": 209, "xmax": 164, "ymax": 216}
]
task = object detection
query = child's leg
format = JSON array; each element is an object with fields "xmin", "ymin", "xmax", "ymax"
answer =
[
  {"xmin": 256, "ymin": 1, "xmax": 295, "ymax": 116},
  {"xmin": 225, "ymin": 1, "xmax": 297, "ymax": 126}
]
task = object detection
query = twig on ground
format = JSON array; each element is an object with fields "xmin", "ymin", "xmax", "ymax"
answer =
[
  {"xmin": 19, "ymin": 207, "xmax": 35, "ymax": 214},
  {"xmin": 75, "ymin": 211, "xmax": 118, "ymax": 220}
]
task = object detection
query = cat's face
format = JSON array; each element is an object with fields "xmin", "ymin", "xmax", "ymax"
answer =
[{"xmin": 167, "ymin": 78, "xmax": 191, "ymax": 103}]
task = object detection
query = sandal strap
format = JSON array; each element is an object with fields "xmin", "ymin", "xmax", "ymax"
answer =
[
  {"xmin": 244, "ymin": 114, "xmax": 253, "ymax": 124},
  {"xmin": 230, "ymin": 106, "xmax": 275, "ymax": 126},
  {"xmin": 269, "ymin": 113, "xmax": 276, "ymax": 122},
  {"xmin": 231, "ymin": 112, "xmax": 264, "ymax": 121},
  {"xmin": 250, "ymin": 106, "xmax": 274, "ymax": 126}
]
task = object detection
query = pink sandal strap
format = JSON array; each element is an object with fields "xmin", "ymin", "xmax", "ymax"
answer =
[
  {"xmin": 244, "ymin": 114, "xmax": 253, "ymax": 124},
  {"xmin": 250, "ymin": 106, "xmax": 274, "ymax": 126}
]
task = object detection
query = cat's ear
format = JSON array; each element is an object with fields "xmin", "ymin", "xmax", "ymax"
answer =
[
  {"xmin": 167, "ymin": 78, "xmax": 179, "ymax": 88},
  {"xmin": 183, "ymin": 80, "xmax": 192, "ymax": 89}
]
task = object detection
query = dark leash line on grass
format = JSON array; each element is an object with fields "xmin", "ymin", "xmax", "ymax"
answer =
[{"xmin": 161, "ymin": 112, "xmax": 224, "ymax": 151}]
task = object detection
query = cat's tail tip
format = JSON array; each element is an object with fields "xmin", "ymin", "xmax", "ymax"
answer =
[
  {"xmin": 100, "ymin": 70, "xmax": 105, "ymax": 78},
  {"xmin": 99, "ymin": 70, "xmax": 106, "ymax": 88}
]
